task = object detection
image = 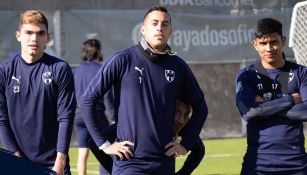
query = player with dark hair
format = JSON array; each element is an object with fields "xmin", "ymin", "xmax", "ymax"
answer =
[
  {"xmin": 79, "ymin": 98, "xmax": 205, "ymax": 175},
  {"xmin": 169, "ymin": 99, "xmax": 205, "ymax": 175},
  {"xmin": 80, "ymin": 98, "xmax": 205, "ymax": 175},
  {"xmin": 82, "ymin": 6, "xmax": 207, "ymax": 174},
  {"xmin": 80, "ymin": 39, "xmax": 104, "ymax": 62},
  {"xmin": 236, "ymin": 18, "xmax": 307, "ymax": 175},
  {"xmin": 0, "ymin": 10, "xmax": 76, "ymax": 175},
  {"xmin": 74, "ymin": 38, "xmax": 114, "ymax": 175}
]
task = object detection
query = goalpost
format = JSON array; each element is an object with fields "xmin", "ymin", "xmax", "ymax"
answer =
[{"xmin": 289, "ymin": 1, "xmax": 307, "ymax": 66}]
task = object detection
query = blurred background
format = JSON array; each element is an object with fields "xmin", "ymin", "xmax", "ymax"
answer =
[{"xmin": 0, "ymin": 0, "xmax": 305, "ymax": 144}]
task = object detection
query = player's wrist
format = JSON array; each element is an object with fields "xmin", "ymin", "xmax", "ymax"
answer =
[
  {"xmin": 99, "ymin": 141, "xmax": 111, "ymax": 150},
  {"xmin": 288, "ymin": 94, "xmax": 296, "ymax": 106}
]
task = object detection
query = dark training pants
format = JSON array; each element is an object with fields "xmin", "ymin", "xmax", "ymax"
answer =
[{"xmin": 112, "ymin": 158, "xmax": 175, "ymax": 175}]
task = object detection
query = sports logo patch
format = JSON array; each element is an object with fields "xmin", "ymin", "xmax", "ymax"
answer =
[
  {"xmin": 12, "ymin": 76, "xmax": 21, "ymax": 84},
  {"xmin": 165, "ymin": 70, "xmax": 175, "ymax": 83},
  {"xmin": 42, "ymin": 72, "xmax": 53, "ymax": 84},
  {"xmin": 236, "ymin": 81, "xmax": 243, "ymax": 93}
]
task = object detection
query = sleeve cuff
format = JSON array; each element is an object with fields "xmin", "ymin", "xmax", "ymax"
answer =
[{"xmin": 99, "ymin": 141, "xmax": 111, "ymax": 150}]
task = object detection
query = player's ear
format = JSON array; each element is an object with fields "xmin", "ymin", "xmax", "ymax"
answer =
[
  {"xmin": 46, "ymin": 32, "xmax": 51, "ymax": 42},
  {"xmin": 281, "ymin": 36, "xmax": 286, "ymax": 47},
  {"xmin": 252, "ymin": 40, "xmax": 258, "ymax": 51},
  {"xmin": 16, "ymin": 31, "xmax": 21, "ymax": 42},
  {"xmin": 140, "ymin": 24, "xmax": 145, "ymax": 36}
]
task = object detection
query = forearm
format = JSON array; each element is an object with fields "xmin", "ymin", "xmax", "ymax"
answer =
[
  {"xmin": 180, "ymin": 100, "xmax": 207, "ymax": 150},
  {"xmin": 56, "ymin": 67, "xmax": 76, "ymax": 153},
  {"xmin": 177, "ymin": 137, "xmax": 204, "ymax": 175},
  {"xmin": 0, "ymin": 85, "xmax": 18, "ymax": 152},
  {"xmin": 279, "ymin": 66, "xmax": 307, "ymax": 121},
  {"xmin": 55, "ymin": 152, "xmax": 67, "ymax": 166},
  {"xmin": 53, "ymin": 152, "xmax": 67, "ymax": 174},
  {"xmin": 57, "ymin": 120, "xmax": 73, "ymax": 154},
  {"xmin": 237, "ymin": 95, "xmax": 294, "ymax": 122},
  {"xmin": 280, "ymin": 103, "xmax": 307, "ymax": 121},
  {"xmin": 0, "ymin": 122, "xmax": 19, "ymax": 153},
  {"xmin": 82, "ymin": 96, "xmax": 108, "ymax": 146}
]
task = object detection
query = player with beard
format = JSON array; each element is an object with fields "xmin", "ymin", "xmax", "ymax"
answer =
[{"xmin": 82, "ymin": 6, "xmax": 207, "ymax": 174}]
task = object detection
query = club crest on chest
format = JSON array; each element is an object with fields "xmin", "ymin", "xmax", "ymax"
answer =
[
  {"xmin": 42, "ymin": 72, "xmax": 53, "ymax": 85},
  {"xmin": 165, "ymin": 70, "xmax": 175, "ymax": 83}
]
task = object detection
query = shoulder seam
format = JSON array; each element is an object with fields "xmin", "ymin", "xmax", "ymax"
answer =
[{"xmin": 103, "ymin": 51, "xmax": 128, "ymax": 74}]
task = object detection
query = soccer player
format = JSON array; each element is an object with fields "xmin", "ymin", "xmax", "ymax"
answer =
[
  {"xmin": 85, "ymin": 98, "xmax": 205, "ymax": 174},
  {"xmin": 166, "ymin": 99, "xmax": 205, "ymax": 175},
  {"xmin": 82, "ymin": 6, "xmax": 207, "ymax": 174},
  {"xmin": 236, "ymin": 18, "xmax": 307, "ymax": 175},
  {"xmin": 74, "ymin": 39, "xmax": 114, "ymax": 175},
  {"xmin": 0, "ymin": 10, "xmax": 76, "ymax": 175},
  {"xmin": 81, "ymin": 98, "xmax": 204, "ymax": 175}
]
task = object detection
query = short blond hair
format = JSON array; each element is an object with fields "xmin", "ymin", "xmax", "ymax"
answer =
[{"xmin": 19, "ymin": 10, "xmax": 48, "ymax": 31}]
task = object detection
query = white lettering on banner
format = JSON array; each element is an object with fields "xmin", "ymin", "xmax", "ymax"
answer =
[
  {"xmin": 160, "ymin": 0, "xmax": 193, "ymax": 5},
  {"xmin": 160, "ymin": 0, "xmax": 252, "ymax": 7},
  {"xmin": 131, "ymin": 23, "xmax": 254, "ymax": 51},
  {"xmin": 171, "ymin": 24, "xmax": 254, "ymax": 51}
]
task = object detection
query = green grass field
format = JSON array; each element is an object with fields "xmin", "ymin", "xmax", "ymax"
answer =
[{"xmin": 69, "ymin": 137, "xmax": 247, "ymax": 175}]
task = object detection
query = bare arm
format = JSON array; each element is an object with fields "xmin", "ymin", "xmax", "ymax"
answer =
[{"xmin": 52, "ymin": 152, "xmax": 67, "ymax": 175}]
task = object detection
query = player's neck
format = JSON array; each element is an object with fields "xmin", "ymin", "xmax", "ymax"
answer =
[
  {"xmin": 21, "ymin": 52, "xmax": 43, "ymax": 64},
  {"xmin": 261, "ymin": 58, "xmax": 285, "ymax": 69}
]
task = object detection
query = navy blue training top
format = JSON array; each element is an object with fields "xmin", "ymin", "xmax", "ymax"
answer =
[
  {"xmin": 236, "ymin": 60, "xmax": 307, "ymax": 171},
  {"xmin": 74, "ymin": 60, "xmax": 114, "ymax": 126},
  {"xmin": 82, "ymin": 43, "xmax": 207, "ymax": 160},
  {"xmin": 0, "ymin": 51, "xmax": 76, "ymax": 166}
]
